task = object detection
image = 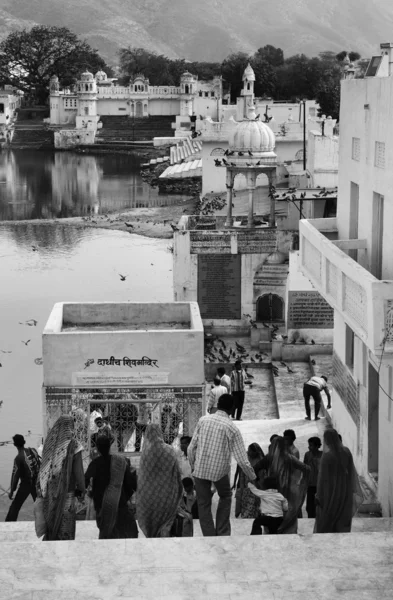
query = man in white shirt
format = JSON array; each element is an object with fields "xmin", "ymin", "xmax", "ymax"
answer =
[
  {"xmin": 303, "ymin": 375, "xmax": 331, "ymax": 421},
  {"xmin": 217, "ymin": 367, "xmax": 231, "ymax": 394},
  {"xmin": 188, "ymin": 394, "xmax": 256, "ymax": 536},
  {"xmin": 207, "ymin": 377, "xmax": 227, "ymax": 414}
]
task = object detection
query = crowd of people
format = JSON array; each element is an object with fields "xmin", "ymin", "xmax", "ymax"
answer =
[{"xmin": 4, "ymin": 391, "xmax": 363, "ymax": 540}]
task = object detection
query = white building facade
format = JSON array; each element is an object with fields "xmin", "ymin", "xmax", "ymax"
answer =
[
  {"xmin": 299, "ymin": 43, "xmax": 393, "ymax": 516},
  {"xmin": 49, "ymin": 70, "xmax": 223, "ymax": 128}
]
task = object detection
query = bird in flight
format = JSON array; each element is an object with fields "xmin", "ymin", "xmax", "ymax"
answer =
[
  {"xmin": 26, "ymin": 319, "xmax": 38, "ymax": 326},
  {"xmin": 119, "ymin": 274, "xmax": 127, "ymax": 281},
  {"xmin": 0, "ymin": 350, "xmax": 12, "ymax": 354},
  {"xmin": 21, "ymin": 340, "xmax": 31, "ymax": 346}
]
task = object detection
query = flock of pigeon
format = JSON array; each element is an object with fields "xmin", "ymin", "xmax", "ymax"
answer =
[{"xmin": 204, "ymin": 334, "xmax": 299, "ymax": 380}]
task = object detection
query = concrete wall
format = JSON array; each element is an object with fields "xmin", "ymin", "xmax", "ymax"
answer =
[
  {"xmin": 307, "ymin": 130, "xmax": 339, "ymax": 188},
  {"xmin": 338, "ymin": 77, "xmax": 393, "ymax": 280},
  {"xmin": 97, "ymin": 98, "xmax": 129, "ymax": 115},
  {"xmin": 148, "ymin": 99, "xmax": 180, "ymax": 116},
  {"xmin": 43, "ymin": 302, "xmax": 204, "ymax": 387},
  {"xmin": 54, "ymin": 129, "xmax": 96, "ymax": 148},
  {"xmin": 286, "ymin": 250, "xmax": 333, "ymax": 344},
  {"xmin": 173, "ymin": 230, "xmax": 295, "ymax": 333}
]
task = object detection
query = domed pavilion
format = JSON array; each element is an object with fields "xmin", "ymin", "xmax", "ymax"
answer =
[{"xmin": 225, "ymin": 105, "xmax": 277, "ymax": 228}]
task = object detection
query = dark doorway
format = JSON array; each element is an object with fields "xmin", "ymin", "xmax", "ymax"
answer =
[
  {"xmin": 256, "ymin": 293, "xmax": 284, "ymax": 322},
  {"xmin": 368, "ymin": 362, "xmax": 379, "ymax": 478}
]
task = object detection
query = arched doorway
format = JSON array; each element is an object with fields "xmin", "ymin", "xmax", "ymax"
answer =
[
  {"xmin": 135, "ymin": 101, "xmax": 143, "ymax": 117},
  {"xmin": 256, "ymin": 293, "xmax": 284, "ymax": 322}
]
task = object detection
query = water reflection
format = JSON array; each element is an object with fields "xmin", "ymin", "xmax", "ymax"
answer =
[
  {"xmin": 0, "ymin": 150, "xmax": 187, "ymax": 221},
  {"xmin": 0, "ymin": 223, "xmax": 173, "ymax": 486}
]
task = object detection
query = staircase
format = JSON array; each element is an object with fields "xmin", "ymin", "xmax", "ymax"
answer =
[
  {"xmin": 96, "ymin": 115, "xmax": 175, "ymax": 144},
  {"xmin": 10, "ymin": 122, "xmax": 54, "ymax": 149},
  {"xmin": 1, "ymin": 520, "xmax": 393, "ymax": 599}
]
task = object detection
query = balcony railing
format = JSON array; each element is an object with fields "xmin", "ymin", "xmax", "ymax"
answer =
[{"xmin": 299, "ymin": 218, "xmax": 393, "ymax": 356}]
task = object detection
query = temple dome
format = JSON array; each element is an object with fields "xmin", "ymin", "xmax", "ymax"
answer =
[
  {"xmin": 230, "ymin": 106, "xmax": 276, "ymax": 153},
  {"xmin": 95, "ymin": 70, "xmax": 107, "ymax": 81},
  {"xmin": 80, "ymin": 71, "xmax": 94, "ymax": 82},
  {"xmin": 242, "ymin": 63, "xmax": 255, "ymax": 82}
]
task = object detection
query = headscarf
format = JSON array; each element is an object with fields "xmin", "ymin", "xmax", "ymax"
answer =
[
  {"xmin": 268, "ymin": 436, "xmax": 310, "ymax": 533},
  {"xmin": 39, "ymin": 416, "xmax": 82, "ymax": 541},
  {"xmin": 136, "ymin": 424, "xmax": 182, "ymax": 537},
  {"xmin": 315, "ymin": 429, "xmax": 364, "ymax": 533},
  {"xmin": 233, "ymin": 442, "xmax": 264, "ymax": 489}
]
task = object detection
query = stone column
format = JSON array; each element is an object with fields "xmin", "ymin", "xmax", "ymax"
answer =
[
  {"xmin": 268, "ymin": 169, "xmax": 277, "ymax": 227},
  {"xmin": 247, "ymin": 170, "xmax": 257, "ymax": 228},
  {"xmin": 225, "ymin": 169, "xmax": 235, "ymax": 227}
]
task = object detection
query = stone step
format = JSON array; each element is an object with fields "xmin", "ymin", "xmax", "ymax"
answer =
[
  {"xmin": 1, "ymin": 531, "xmax": 392, "ymax": 599},
  {"xmin": 0, "ymin": 516, "xmax": 390, "ymax": 543}
]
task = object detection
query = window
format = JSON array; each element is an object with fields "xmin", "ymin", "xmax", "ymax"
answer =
[
  {"xmin": 199, "ymin": 91, "xmax": 202, "ymax": 97},
  {"xmin": 345, "ymin": 324, "xmax": 355, "ymax": 370},
  {"xmin": 204, "ymin": 91, "xmax": 209, "ymax": 97},
  {"xmin": 0, "ymin": 103, "xmax": 4, "ymax": 114},
  {"xmin": 371, "ymin": 193, "xmax": 384, "ymax": 279},
  {"xmin": 375, "ymin": 142, "xmax": 385, "ymax": 168},
  {"xmin": 365, "ymin": 56, "xmax": 382, "ymax": 77},
  {"xmin": 210, "ymin": 91, "xmax": 215, "ymax": 97},
  {"xmin": 352, "ymin": 137, "xmax": 360, "ymax": 161},
  {"xmin": 349, "ymin": 182, "xmax": 359, "ymax": 261}
]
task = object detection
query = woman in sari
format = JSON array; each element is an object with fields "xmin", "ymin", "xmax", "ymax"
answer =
[
  {"xmin": 314, "ymin": 428, "xmax": 364, "ymax": 533},
  {"xmin": 254, "ymin": 436, "xmax": 310, "ymax": 533},
  {"xmin": 37, "ymin": 415, "xmax": 85, "ymax": 541},
  {"xmin": 137, "ymin": 424, "xmax": 182, "ymax": 537},
  {"xmin": 85, "ymin": 435, "xmax": 138, "ymax": 539},
  {"xmin": 234, "ymin": 442, "xmax": 265, "ymax": 518}
]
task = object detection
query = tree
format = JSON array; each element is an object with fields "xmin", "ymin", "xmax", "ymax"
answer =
[
  {"xmin": 336, "ymin": 50, "xmax": 361, "ymax": 62},
  {"xmin": 251, "ymin": 55, "xmax": 277, "ymax": 98},
  {"xmin": 254, "ymin": 45, "xmax": 284, "ymax": 67},
  {"xmin": 221, "ymin": 52, "xmax": 250, "ymax": 101},
  {"xmin": 315, "ymin": 63, "xmax": 342, "ymax": 121},
  {"xmin": 118, "ymin": 47, "xmax": 175, "ymax": 85},
  {"xmin": 0, "ymin": 26, "xmax": 109, "ymax": 105}
]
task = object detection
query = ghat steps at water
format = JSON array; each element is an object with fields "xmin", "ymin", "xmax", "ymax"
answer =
[
  {"xmin": 96, "ymin": 115, "xmax": 175, "ymax": 143},
  {"xmin": 10, "ymin": 123, "xmax": 54, "ymax": 149}
]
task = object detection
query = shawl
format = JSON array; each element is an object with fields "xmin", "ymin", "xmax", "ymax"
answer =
[
  {"xmin": 97, "ymin": 454, "xmax": 127, "ymax": 539},
  {"xmin": 266, "ymin": 436, "xmax": 310, "ymax": 533},
  {"xmin": 136, "ymin": 424, "xmax": 182, "ymax": 537},
  {"xmin": 314, "ymin": 445, "xmax": 364, "ymax": 533},
  {"xmin": 39, "ymin": 416, "xmax": 81, "ymax": 541}
]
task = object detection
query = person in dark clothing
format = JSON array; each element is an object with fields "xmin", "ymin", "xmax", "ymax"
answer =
[
  {"xmin": 84, "ymin": 436, "xmax": 138, "ymax": 539},
  {"xmin": 303, "ymin": 375, "xmax": 331, "ymax": 420},
  {"xmin": 230, "ymin": 361, "xmax": 247, "ymax": 421},
  {"xmin": 5, "ymin": 434, "xmax": 40, "ymax": 522},
  {"xmin": 303, "ymin": 436, "xmax": 322, "ymax": 518}
]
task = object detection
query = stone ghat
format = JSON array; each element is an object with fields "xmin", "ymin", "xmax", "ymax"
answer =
[
  {"xmin": 1, "ymin": 530, "xmax": 393, "ymax": 599},
  {"xmin": 0, "ymin": 517, "xmax": 391, "ymax": 542}
]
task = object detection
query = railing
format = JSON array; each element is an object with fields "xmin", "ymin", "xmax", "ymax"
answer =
[{"xmin": 299, "ymin": 218, "xmax": 393, "ymax": 355}]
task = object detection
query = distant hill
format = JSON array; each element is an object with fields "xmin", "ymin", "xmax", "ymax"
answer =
[{"xmin": 1, "ymin": 0, "xmax": 392, "ymax": 64}]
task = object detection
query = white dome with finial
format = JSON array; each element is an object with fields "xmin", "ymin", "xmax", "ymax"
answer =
[
  {"xmin": 80, "ymin": 71, "xmax": 94, "ymax": 82},
  {"xmin": 95, "ymin": 70, "xmax": 107, "ymax": 82},
  {"xmin": 230, "ymin": 106, "xmax": 276, "ymax": 154},
  {"xmin": 242, "ymin": 63, "xmax": 255, "ymax": 82}
]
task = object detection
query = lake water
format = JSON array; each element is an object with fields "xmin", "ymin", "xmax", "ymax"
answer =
[
  {"xmin": 0, "ymin": 149, "xmax": 188, "ymax": 221},
  {"xmin": 0, "ymin": 223, "xmax": 173, "ymax": 487}
]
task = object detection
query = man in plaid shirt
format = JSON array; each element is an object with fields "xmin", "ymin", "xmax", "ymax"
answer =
[{"xmin": 188, "ymin": 394, "xmax": 256, "ymax": 536}]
